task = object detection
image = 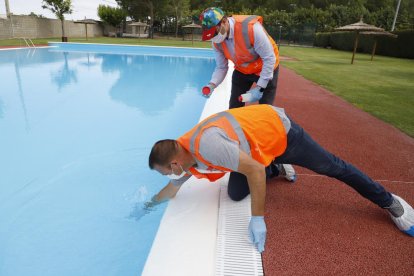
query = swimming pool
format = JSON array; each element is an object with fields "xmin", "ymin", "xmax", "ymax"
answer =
[{"xmin": 0, "ymin": 44, "xmax": 215, "ymax": 275}]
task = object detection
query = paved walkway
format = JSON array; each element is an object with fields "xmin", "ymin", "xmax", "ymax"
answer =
[{"xmin": 264, "ymin": 66, "xmax": 414, "ymax": 275}]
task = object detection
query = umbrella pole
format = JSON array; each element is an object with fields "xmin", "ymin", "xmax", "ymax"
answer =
[
  {"xmin": 85, "ymin": 24, "xmax": 88, "ymax": 40},
  {"xmin": 351, "ymin": 31, "xmax": 359, "ymax": 64},
  {"xmin": 192, "ymin": 30, "xmax": 194, "ymax": 46},
  {"xmin": 371, "ymin": 39, "xmax": 377, "ymax": 61}
]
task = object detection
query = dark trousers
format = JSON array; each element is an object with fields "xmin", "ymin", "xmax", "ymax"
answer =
[
  {"xmin": 229, "ymin": 66, "xmax": 279, "ymax": 108},
  {"xmin": 227, "ymin": 119, "xmax": 394, "ymax": 208}
]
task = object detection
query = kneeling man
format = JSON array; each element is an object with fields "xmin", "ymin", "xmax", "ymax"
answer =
[{"xmin": 148, "ymin": 105, "xmax": 414, "ymax": 252}]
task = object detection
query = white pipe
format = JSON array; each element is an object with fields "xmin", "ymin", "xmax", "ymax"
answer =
[
  {"xmin": 391, "ymin": 0, "xmax": 402, "ymax": 31},
  {"xmin": 5, "ymin": 0, "xmax": 10, "ymax": 16}
]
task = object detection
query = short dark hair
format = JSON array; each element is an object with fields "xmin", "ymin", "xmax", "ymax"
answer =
[{"xmin": 148, "ymin": 139, "xmax": 179, "ymax": 169}]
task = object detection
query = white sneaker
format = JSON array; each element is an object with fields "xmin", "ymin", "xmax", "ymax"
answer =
[
  {"xmin": 278, "ymin": 164, "xmax": 297, "ymax": 182},
  {"xmin": 387, "ymin": 194, "xmax": 414, "ymax": 237}
]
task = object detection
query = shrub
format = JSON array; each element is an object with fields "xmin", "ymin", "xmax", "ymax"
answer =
[
  {"xmin": 314, "ymin": 33, "xmax": 330, "ymax": 47},
  {"xmin": 314, "ymin": 30, "xmax": 414, "ymax": 59}
]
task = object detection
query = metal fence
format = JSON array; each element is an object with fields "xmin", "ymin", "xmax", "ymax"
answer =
[{"xmin": 266, "ymin": 23, "xmax": 317, "ymax": 46}]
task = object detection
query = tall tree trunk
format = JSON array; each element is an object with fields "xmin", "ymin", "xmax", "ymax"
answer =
[
  {"xmin": 61, "ymin": 18, "xmax": 66, "ymax": 41},
  {"xmin": 149, "ymin": 3, "xmax": 154, "ymax": 38},
  {"xmin": 175, "ymin": 7, "xmax": 179, "ymax": 38}
]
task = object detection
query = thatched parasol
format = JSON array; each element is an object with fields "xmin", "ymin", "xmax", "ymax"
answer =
[
  {"xmin": 360, "ymin": 31, "xmax": 398, "ymax": 61},
  {"xmin": 129, "ymin": 21, "xmax": 149, "ymax": 41},
  {"xmin": 335, "ymin": 19, "xmax": 385, "ymax": 64},
  {"xmin": 182, "ymin": 22, "xmax": 201, "ymax": 46},
  {"xmin": 74, "ymin": 19, "xmax": 97, "ymax": 41}
]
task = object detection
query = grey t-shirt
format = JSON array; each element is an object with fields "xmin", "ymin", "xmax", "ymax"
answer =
[{"xmin": 171, "ymin": 107, "xmax": 290, "ymax": 186}]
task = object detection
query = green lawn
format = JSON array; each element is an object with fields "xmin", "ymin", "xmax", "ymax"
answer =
[
  {"xmin": 279, "ymin": 46, "xmax": 414, "ymax": 137},
  {"xmin": 1, "ymin": 37, "xmax": 412, "ymax": 136}
]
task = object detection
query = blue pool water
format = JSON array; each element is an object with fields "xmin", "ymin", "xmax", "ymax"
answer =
[{"xmin": 0, "ymin": 44, "xmax": 215, "ymax": 275}]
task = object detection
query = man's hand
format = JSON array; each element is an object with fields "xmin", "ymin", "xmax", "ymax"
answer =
[
  {"xmin": 237, "ymin": 150, "xmax": 267, "ymax": 252},
  {"xmin": 248, "ymin": 216, "xmax": 267, "ymax": 253},
  {"xmin": 239, "ymin": 86, "xmax": 263, "ymax": 103},
  {"xmin": 129, "ymin": 195, "xmax": 167, "ymax": 221},
  {"xmin": 143, "ymin": 194, "xmax": 166, "ymax": 210},
  {"xmin": 202, "ymin": 83, "xmax": 216, "ymax": 98}
]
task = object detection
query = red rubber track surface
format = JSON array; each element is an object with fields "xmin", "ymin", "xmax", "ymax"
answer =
[{"xmin": 264, "ymin": 66, "xmax": 414, "ymax": 275}]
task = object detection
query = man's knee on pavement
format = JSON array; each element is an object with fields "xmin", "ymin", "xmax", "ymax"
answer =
[
  {"xmin": 227, "ymin": 172, "xmax": 250, "ymax": 201},
  {"xmin": 227, "ymin": 190, "xmax": 249, "ymax": 201}
]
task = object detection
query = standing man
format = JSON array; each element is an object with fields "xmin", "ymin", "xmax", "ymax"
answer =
[
  {"xmin": 200, "ymin": 7, "xmax": 278, "ymax": 107},
  {"xmin": 199, "ymin": 7, "xmax": 296, "ymax": 182},
  {"xmin": 148, "ymin": 105, "xmax": 414, "ymax": 253}
]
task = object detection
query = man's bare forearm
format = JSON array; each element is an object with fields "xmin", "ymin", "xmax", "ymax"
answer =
[
  {"xmin": 237, "ymin": 150, "xmax": 266, "ymax": 216},
  {"xmin": 246, "ymin": 169, "xmax": 266, "ymax": 216},
  {"xmin": 154, "ymin": 182, "xmax": 181, "ymax": 202}
]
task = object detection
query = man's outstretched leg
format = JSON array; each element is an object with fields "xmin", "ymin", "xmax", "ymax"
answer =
[
  {"xmin": 386, "ymin": 194, "xmax": 414, "ymax": 236},
  {"xmin": 275, "ymin": 119, "xmax": 414, "ymax": 237}
]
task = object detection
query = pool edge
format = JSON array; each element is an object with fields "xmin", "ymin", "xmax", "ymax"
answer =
[{"xmin": 142, "ymin": 65, "xmax": 234, "ymax": 276}]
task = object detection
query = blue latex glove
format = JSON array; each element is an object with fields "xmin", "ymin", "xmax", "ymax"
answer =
[
  {"xmin": 248, "ymin": 216, "xmax": 267, "ymax": 253},
  {"xmin": 239, "ymin": 86, "xmax": 263, "ymax": 103},
  {"xmin": 202, "ymin": 84, "xmax": 215, "ymax": 98}
]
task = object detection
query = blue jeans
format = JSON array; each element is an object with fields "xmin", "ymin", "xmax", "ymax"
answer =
[{"xmin": 228, "ymin": 119, "xmax": 393, "ymax": 208}]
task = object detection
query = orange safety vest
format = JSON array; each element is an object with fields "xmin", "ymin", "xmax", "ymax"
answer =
[
  {"xmin": 177, "ymin": 105, "xmax": 287, "ymax": 182},
  {"xmin": 214, "ymin": 15, "xmax": 280, "ymax": 75}
]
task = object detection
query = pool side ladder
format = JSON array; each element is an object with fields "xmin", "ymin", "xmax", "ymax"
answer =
[{"xmin": 20, "ymin": 37, "xmax": 36, "ymax": 48}]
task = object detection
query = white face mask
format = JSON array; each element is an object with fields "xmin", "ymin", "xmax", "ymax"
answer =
[
  {"xmin": 211, "ymin": 32, "xmax": 226, "ymax": 43},
  {"xmin": 211, "ymin": 25, "xmax": 226, "ymax": 44},
  {"xmin": 166, "ymin": 164, "xmax": 186, "ymax": 180}
]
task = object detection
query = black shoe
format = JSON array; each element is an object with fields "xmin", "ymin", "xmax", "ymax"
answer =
[{"xmin": 265, "ymin": 163, "xmax": 280, "ymax": 179}]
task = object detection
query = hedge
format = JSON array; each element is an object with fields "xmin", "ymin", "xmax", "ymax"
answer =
[{"xmin": 314, "ymin": 30, "xmax": 414, "ymax": 59}]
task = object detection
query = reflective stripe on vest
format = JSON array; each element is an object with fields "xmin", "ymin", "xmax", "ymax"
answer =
[
  {"xmin": 214, "ymin": 16, "xmax": 259, "ymax": 67},
  {"xmin": 189, "ymin": 111, "xmax": 251, "ymax": 156},
  {"xmin": 241, "ymin": 15, "xmax": 260, "ymax": 66},
  {"xmin": 188, "ymin": 167, "xmax": 225, "ymax": 182},
  {"xmin": 177, "ymin": 105, "xmax": 288, "ymax": 180},
  {"xmin": 214, "ymin": 15, "xmax": 279, "ymax": 75}
]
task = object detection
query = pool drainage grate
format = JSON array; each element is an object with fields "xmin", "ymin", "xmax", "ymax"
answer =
[{"xmin": 215, "ymin": 182, "xmax": 264, "ymax": 276}]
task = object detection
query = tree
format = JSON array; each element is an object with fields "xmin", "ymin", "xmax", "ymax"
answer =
[
  {"xmin": 113, "ymin": 0, "xmax": 413, "ymax": 37},
  {"xmin": 169, "ymin": 0, "xmax": 190, "ymax": 37},
  {"xmin": 28, "ymin": 12, "xmax": 46, "ymax": 18},
  {"xmin": 42, "ymin": 0, "xmax": 72, "ymax": 42},
  {"xmin": 292, "ymin": 6, "xmax": 328, "ymax": 31},
  {"xmin": 325, "ymin": 4, "xmax": 360, "ymax": 30},
  {"xmin": 97, "ymin": 5, "xmax": 127, "ymax": 36},
  {"xmin": 116, "ymin": 0, "xmax": 169, "ymax": 38}
]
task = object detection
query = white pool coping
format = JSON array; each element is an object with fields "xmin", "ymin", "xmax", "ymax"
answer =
[
  {"xmin": 0, "ymin": 46, "xmax": 50, "ymax": 51},
  {"xmin": 142, "ymin": 65, "xmax": 234, "ymax": 276}
]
